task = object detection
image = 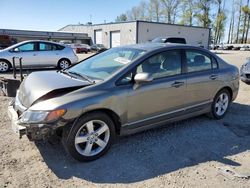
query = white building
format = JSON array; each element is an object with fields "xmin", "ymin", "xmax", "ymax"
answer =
[{"xmin": 59, "ymin": 21, "xmax": 210, "ymax": 48}]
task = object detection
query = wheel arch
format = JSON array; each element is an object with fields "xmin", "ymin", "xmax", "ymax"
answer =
[
  {"xmin": 70, "ymin": 108, "xmax": 122, "ymax": 136},
  {"xmin": 0, "ymin": 58, "xmax": 12, "ymax": 68},
  {"xmin": 216, "ymin": 86, "xmax": 233, "ymax": 101},
  {"xmin": 58, "ymin": 58, "xmax": 71, "ymax": 65}
]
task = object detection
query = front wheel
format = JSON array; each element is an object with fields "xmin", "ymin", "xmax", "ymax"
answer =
[
  {"xmin": 62, "ymin": 112, "xmax": 116, "ymax": 162},
  {"xmin": 208, "ymin": 89, "xmax": 231, "ymax": 119}
]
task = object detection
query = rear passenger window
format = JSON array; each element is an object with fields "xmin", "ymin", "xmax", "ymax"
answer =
[
  {"xmin": 186, "ymin": 51, "xmax": 212, "ymax": 73},
  {"xmin": 56, "ymin": 44, "xmax": 65, "ymax": 50},
  {"xmin": 39, "ymin": 43, "xmax": 57, "ymax": 51}
]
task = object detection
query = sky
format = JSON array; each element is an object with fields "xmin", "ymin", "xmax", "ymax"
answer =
[
  {"xmin": 0, "ymin": 0, "xmax": 237, "ymax": 42},
  {"xmin": 0, "ymin": 0, "xmax": 142, "ymax": 31}
]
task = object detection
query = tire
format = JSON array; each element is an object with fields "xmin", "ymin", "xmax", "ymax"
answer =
[
  {"xmin": 0, "ymin": 59, "xmax": 11, "ymax": 73},
  {"xmin": 58, "ymin": 59, "xmax": 71, "ymax": 69},
  {"xmin": 62, "ymin": 112, "xmax": 116, "ymax": 162},
  {"xmin": 208, "ymin": 89, "xmax": 231, "ymax": 119}
]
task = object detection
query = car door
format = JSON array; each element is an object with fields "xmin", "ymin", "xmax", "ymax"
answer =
[
  {"xmin": 12, "ymin": 42, "xmax": 38, "ymax": 67},
  {"xmin": 125, "ymin": 50, "xmax": 188, "ymax": 128},
  {"xmin": 184, "ymin": 49, "xmax": 221, "ymax": 107},
  {"xmin": 37, "ymin": 42, "xmax": 59, "ymax": 67}
]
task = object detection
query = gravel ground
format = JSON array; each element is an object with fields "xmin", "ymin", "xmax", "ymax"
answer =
[{"xmin": 0, "ymin": 50, "xmax": 250, "ymax": 188}]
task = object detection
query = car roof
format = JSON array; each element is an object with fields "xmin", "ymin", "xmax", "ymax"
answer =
[
  {"xmin": 22, "ymin": 40, "xmax": 63, "ymax": 45},
  {"xmin": 2, "ymin": 40, "xmax": 65, "ymax": 51},
  {"xmin": 120, "ymin": 42, "xmax": 200, "ymax": 52}
]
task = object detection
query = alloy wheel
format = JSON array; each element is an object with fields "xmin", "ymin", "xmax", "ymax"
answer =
[
  {"xmin": 74, "ymin": 120, "xmax": 110, "ymax": 156},
  {"xmin": 215, "ymin": 92, "xmax": 229, "ymax": 116},
  {"xmin": 0, "ymin": 61, "xmax": 9, "ymax": 72},
  {"xmin": 59, "ymin": 60, "xmax": 70, "ymax": 69}
]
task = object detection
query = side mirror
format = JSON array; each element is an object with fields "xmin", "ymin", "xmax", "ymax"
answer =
[{"xmin": 134, "ymin": 73, "xmax": 153, "ymax": 85}]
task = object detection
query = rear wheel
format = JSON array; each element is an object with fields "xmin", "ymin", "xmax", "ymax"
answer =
[
  {"xmin": 0, "ymin": 60, "xmax": 11, "ymax": 72},
  {"xmin": 58, "ymin": 59, "xmax": 70, "ymax": 69},
  {"xmin": 208, "ymin": 89, "xmax": 231, "ymax": 119},
  {"xmin": 62, "ymin": 112, "xmax": 115, "ymax": 162}
]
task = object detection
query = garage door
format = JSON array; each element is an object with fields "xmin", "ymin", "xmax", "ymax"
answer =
[
  {"xmin": 94, "ymin": 30, "xmax": 102, "ymax": 44},
  {"xmin": 111, "ymin": 31, "xmax": 120, "ymax": 48}
]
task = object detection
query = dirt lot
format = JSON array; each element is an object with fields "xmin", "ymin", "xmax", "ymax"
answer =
[{"xmin": 0, "ymin": 51, "xmax": 250, "ymax": 188}]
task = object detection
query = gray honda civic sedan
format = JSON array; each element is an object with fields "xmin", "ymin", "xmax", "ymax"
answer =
[{"xmin": 8, "ymin": 43, "xmax": 239, "ymax": 161}]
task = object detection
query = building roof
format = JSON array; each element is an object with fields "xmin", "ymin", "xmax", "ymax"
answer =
[
  {"xmin": 59, "ymin": 20, "xmax": 210, "ymax": 31},
  {"xmin": 0, "ymin": 28, "xmax": 90, "ymax": 39}
]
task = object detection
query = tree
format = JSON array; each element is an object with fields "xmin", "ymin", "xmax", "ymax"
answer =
[
  {"xmin": 160, "ymin": 0, "xmax": 181, "ymax": 24},
  {"xmin": 245, "ymin": 7, "xmax": 250, "ymax": 43},
  {"xmin": 227, "ymin": 0, "xmax": 235, "ymax": 43},
  {"xmin": 126, "ymin": 1, "xmax": 148, "ymax": 21},
  {"xmin": 195, "ymin": 0, "xmax": 213, "ymax": 28},
  {"xmin": 179, "ymin": 0, "xmax": 197, "ymax": 26},
  {"xmin": 236, "ymin": 0, "xmax": 243, "ymax": 43},
  {"xmin": 148, "ymin": 0, "xmax": 162, "ymax": 22},
  {"xmin": 115, "ymin": 14, "xmax": 128, "ymax": 22},
  {"xmin": 214, "ymin": 0, "xmax": 227, "ymax": 44},
  {"xmin": 242, "ymin": 0, "xmax": 250, "ymax": 43}
]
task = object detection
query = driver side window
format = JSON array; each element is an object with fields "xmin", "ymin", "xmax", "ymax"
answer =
[
  {"xmin": 136, "ymin": 50, "xmax": 182, "ymax": 79},
  {"xmin": 118, "ymin": 50, "xmax": 182, "ymax": 85},
  {"xmin": 16, "ymin": 42, "xmax": 36, "ymax": 52}
]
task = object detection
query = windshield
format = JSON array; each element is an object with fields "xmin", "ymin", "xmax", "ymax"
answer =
[{"xmin": 68, "ymin": 48, "xmax": 145, "ymax": 80}]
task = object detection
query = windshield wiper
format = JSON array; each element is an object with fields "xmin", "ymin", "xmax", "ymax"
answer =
[
  {"xmin": 67, "ymin": 71, "xmax": 95, "ymax": 84},
  {"xmin": 60, "ymin": 70, "xmax": 76, "ymax": 78}
]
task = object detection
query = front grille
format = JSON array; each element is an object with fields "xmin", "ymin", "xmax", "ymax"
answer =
[{"xmin": 246, "ymin": 74, "xmax": 250, "ymax": 78}]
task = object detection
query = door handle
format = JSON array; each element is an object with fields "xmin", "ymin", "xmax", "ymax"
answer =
[
  {"xmin": 33, "ymin": 54, "xmax": 37, "ymax": 56},
  {"xmin": 209, "ymin": 75, "xmax": 218, "ymax": 80},
  {"xmin": 171, "ymin": 81, "xmax": 184, "ymax": 88}
]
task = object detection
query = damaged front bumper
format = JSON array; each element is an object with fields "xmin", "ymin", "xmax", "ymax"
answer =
[
  {"xmin": 8, "ymin": 104, "xmax": 26, "ymax": 138},
  {"xmin": 8, "ymin": 101, "xmax": 58, "ymax": 141}
]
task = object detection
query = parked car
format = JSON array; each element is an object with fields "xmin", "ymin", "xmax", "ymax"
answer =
[
  {"xmin": 240, "ymin": 45, "xmax": 250, "ymax": 51},
  {"xmin": 209, "ymin": 44, "xmax": 220, "ymax": 50},
  {"xmin": 240, "ymin": 58, "xmax": 250, "ymax": 83},
  {"xmin": 0, "ymin": 40, "xmax": 78, "ymax": 72},
  {"xmin": 224, "ymin": 45, "xmax": 234, "ymax": 50},
  {"xmin": 8, "ymin": 43, "xmax": 239, "ymax": 161},
  {"xmin": 232, "ymin": 46, "xmax": 241, "ymax": 50},
  {"xmin": 90, "ymin": 44, "xmax": 107, "ymax": 53},
  {"xmin": 70, "ymin": 44, "xmax": 90, "ymax": 54},
  {"xmin": 151, "ymin": 37, "xmax": 187, "ymax": 44}
]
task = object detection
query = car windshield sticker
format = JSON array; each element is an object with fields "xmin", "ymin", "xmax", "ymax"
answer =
[{"xmin": 114, "ymin": 57, "xmax": 131, "ymax": 64}]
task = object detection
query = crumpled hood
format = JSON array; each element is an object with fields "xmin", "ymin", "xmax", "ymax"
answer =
[{"xmin": 18, "ymin": 71, "xmax": 91, "ymax": 108}]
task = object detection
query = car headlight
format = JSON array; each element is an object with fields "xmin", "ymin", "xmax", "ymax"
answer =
[{"xmin": 19, "ymin": 109, "xmax": 66, "ymax": 124}]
